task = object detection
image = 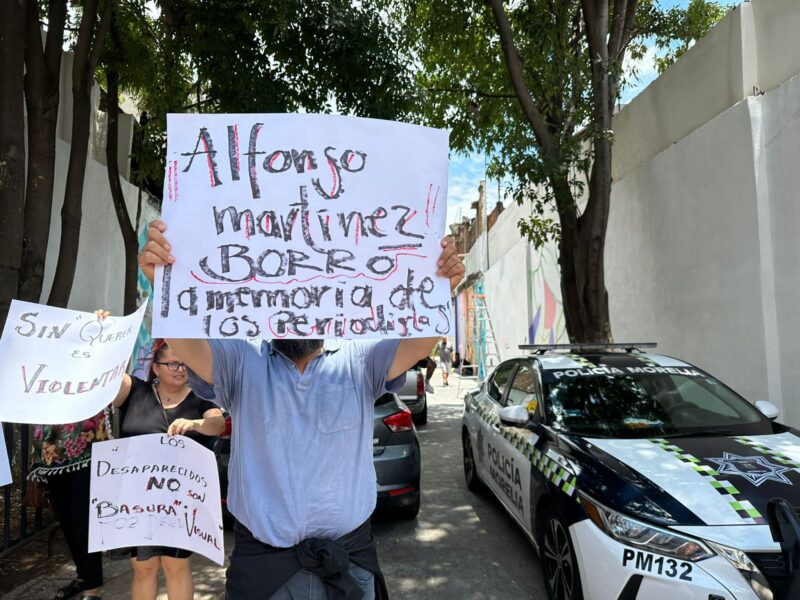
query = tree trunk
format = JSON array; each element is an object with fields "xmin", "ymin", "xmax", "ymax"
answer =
[
  {"xmin": 48, "ymin": 0, "xmax": 114, "ymax": 307},
  {"xmin": 488, "ymin": 0, "xmax": 613, "ymax": 343},
  {"xmin": 561, "ymin": 0, "xmax": 613, "ymax": 343},
  {"xmin": 0, "ymin": 0, "xmax": 27, "ymax": 327},
  {"xmin": 105, "ymin": 65, "xmax": 139, "ymax": 315},
  {"xmin": 19, "ymin": 0, "xmax": 67, "ymax": 303}
]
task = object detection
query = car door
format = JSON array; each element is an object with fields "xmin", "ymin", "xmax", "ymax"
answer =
[
  {"xmin": 474, "ymin": 361, "xmax": 518, "ymax": 506},
  {"xmin": 493, "ymin": 361, "xmax": 539, "ymax": 536}
]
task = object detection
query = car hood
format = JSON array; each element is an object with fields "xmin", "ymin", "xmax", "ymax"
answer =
[{"xmin": 579, "ymin": 432, "xmax": 800, "ymax": 527}]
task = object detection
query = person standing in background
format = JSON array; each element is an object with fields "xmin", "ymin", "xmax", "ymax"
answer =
[{"xmin": 436, "ymin": 338, "xmax": 453, "ymax": 387}]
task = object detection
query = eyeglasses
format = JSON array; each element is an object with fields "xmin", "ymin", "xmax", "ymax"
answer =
[{"xmin": 155, "ymin": 361, "xmax": 187, "ymax": 371}]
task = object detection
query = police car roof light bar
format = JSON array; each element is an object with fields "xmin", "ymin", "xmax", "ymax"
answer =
[{"xmin": 518, "ymin": 343, "xmax": 658, "ymax": 355}]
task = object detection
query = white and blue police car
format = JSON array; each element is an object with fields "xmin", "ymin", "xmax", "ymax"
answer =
[{"xmin": 461, "ymin": 344, "xmax": 800, "ymax": 600}]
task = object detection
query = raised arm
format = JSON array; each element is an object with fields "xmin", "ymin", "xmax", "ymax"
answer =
[
  {"xmin": 137, "ymin": 220, "xmax": 215, "ymax": 383},
  {"xmin": 387, "ymin": 237, "xmax": 465, "ymax": 380}
]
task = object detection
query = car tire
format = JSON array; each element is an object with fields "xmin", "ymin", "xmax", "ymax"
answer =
[
  {"xmin": 462, "ymin": 430, "xmax": 483, "ymax": 492},
  {"xmin": 413, "ymin": 402, "xmax": 428, "ymax": 426},
  {"xmin": 539, "ymin": 505, "xmax": 583, "ymax": 600},
  {"xmin": 397, "ymin": 490, "xmax": 421, "ymax": 520}
]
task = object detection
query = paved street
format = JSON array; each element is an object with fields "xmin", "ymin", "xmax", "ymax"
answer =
[
  {"xmin": 4, "ymin": 372, "xmax": 545, "ymax": 599},
  {"xmin": 374, "ymin": 372, "xmax": 545, "ymax": 599}
]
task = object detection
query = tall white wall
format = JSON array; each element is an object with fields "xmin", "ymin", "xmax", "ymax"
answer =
[
  {"xmin": 31, "ymin": 27, "xmax": 140, "ymax": 314},
  {"xmin": 612, "ymin": 3, "xmax": 757, "ymax": 182},
  {"xmin": 758, "ymin": 73, "xmax": 800, "ymax": 425},
  {"xmin": 606, "ymin": 99, "xmax": 769, "ymax": 404},
  {"xmin": 39, "ymin": 138, "xmax": 140, "ymax": 315},
  {"xmin": 604, "ymin": 0, "xmax": 800, "ymax": 421}
]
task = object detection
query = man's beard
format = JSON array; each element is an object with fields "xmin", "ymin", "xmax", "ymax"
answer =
[{"xmin": 273, "ymin": 339, "xmax": 324, "ymax": 360}]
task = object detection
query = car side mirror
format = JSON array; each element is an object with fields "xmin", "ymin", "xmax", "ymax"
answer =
[
  {"xmin": 755, "ymin": 400, "xmax": 780, "ymax": 420},
  {"xmin": 499, "ymin": 405, "xmax": 530, "ymax": 427}
]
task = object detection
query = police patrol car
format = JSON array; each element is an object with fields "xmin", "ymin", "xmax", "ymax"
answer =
[{"xmin": 461, "ymin": 344, "xmax": 800, "ymax": 600}]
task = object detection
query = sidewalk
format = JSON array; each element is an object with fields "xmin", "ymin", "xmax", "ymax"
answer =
[{"xmin": 4, "ymin": 530, "xmax": 231, "ymax": 600}]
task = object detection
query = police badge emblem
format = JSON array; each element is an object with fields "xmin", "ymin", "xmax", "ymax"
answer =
[{"xmin": 709, "ymin": 452, "xmax": 794, "ymax": 487}]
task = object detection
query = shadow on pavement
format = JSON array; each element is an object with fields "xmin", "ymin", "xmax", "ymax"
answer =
[{"xmin": 372, "ymin": 375, "xmax": 545, "ymax": 599}]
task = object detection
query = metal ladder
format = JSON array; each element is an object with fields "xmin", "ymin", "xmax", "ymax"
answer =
[{"xmin": 456, "ymin": 293, "xmax": 500, "ymax": 397}]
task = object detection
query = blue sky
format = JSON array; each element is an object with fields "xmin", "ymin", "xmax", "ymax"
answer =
[{"xmin": 446, "ymin": 0, "xmax": 735, "ymax": 226}]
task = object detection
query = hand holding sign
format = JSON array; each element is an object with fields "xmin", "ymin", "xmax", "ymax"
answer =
[
  {"xmin": 167, "ymin": 418, "xmax": 199, "ymax": 436},
  {"xmin": 435, "ymin": 236, "xmax": 465, "ymax": 292},
  {"xmin": 137, "ymin": 220, "xmax": 174, "ymax": 284}
]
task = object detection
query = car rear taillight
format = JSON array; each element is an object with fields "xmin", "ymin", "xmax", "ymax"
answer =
[
  {"xmin": 383, "ymin": 408, "xmax": 414, "ymax": 432},
  {"xmin": 416, "ymin": 372, "xmax": 425, "ymax": 396},
  {"xmin": 388, "ymin": 486, "xmax": 417, "ymax": 496}
]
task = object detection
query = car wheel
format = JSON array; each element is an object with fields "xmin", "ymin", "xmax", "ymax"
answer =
[
  {"xmin": 539, "ymin": 506, "xmax": 583, "ymax": 600},
  {"xmin": 462, "ymin": 430, "xmax": 483, "ymax": 492},
  {"xmin": 413, "ymin": 402, "xmax": 428, "ymax": 426}
]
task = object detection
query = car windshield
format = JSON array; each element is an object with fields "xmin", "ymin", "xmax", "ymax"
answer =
[{"xmin": 542, "ymin": 369, "xmax": 772, "ymax": 438}]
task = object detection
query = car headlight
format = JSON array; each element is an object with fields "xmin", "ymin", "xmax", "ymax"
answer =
[
  {"xmin": 706, "ymin": 542, "xmax": 772, "ymax": 600},
  {"xmin": 580, "ymin": 493, "xmax": 714, "ymax": 562}
]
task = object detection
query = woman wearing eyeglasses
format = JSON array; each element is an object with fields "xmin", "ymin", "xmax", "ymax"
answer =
[{"xmin": 112, "ymin": 339, "xmax": 225, "ymax": 600}]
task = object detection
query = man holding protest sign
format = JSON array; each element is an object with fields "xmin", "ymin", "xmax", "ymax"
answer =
[{"xmin": 138, "ymin": 218, "xmax": 465, "ymax": 599}]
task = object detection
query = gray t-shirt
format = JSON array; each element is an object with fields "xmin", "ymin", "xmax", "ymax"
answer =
[
  {"xmin": 437, "ymin": 344, "xmax": 453, "ymax": 364},
  {"xmin": 187, "ymin": 339, "xmax": 404, "ymax": 548}
]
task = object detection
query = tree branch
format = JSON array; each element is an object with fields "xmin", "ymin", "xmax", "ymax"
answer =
[
  {"xmin": 423, "ymin": 85, "xmax": 516, "ymax": 99},
  {"xmin": 580, "ymin": 0, "xmax": 607, "ymax": 65},
  {"xmin": 608, "ymin": 0, "xmax": 629, "ymax": 60},
  {"xmin": 44, "ymin": 0, "xmax": 67, "ymax": 75},
  {"xmin": 88, "ymin": 0, "xmax": 116, "ymax": 74},
  {"xmin": 485, "ymin": 0, "xmax": 557, "ymax": 160},
  {"xmin": 619, "ymin": 0, "xmax": 638, "ymax": 61},
  {"xmin": 73, "ymin": 0, "xmax": 98, "ymax": 83}
]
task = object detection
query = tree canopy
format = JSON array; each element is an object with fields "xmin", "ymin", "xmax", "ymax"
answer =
[{"xmin": 113, "ymin": 0, "xmax": 413, "ymax": 197}]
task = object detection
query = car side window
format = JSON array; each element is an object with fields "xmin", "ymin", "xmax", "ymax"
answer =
[
  {"xmin": 506, "ymin": 364, "xmax": 538, "ymax": 409},
  {"xmin": 487, "ymin": 363, "xmax": 516, "ymax": 404}
]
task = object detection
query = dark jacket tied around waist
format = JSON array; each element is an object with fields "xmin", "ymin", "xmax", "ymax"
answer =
[{"xmin": 226, "ymin": 519, "xmax": 389, "ymax": 600}]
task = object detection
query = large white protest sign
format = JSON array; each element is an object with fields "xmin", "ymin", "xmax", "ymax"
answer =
[
  {"xmin": 89, "ymin": 433, "xmax": 224, "ymax": 565},
  {"xmin": 153, "ymin": 114, "xmax": 451, "ymax": 339},
  {"xmin": 0, "ymin": 301, "xmax": 146, "ymax": 424},
  {"xmin": 0, "ymin": 426, "xmax": 11, "ymax": 487}
]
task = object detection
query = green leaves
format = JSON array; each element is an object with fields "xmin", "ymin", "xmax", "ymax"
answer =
[
  {"xmin": 401, "ymin": 0, "xmax": 727, "ymax": 246},
  {"xmin": 104, "ymin": 0, "xmax": 413, "ymax": 199}
]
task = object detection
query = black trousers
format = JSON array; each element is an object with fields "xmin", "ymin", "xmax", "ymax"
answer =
[{"xmin": 46, "ymin": 467, "xmax": 104, "ymax": 589}]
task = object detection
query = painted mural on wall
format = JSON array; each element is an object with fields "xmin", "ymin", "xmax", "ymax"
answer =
[
  {"xmin": 527, "ymin": 245, "xmax": 566, "ymax": 345},
  {"xmin": 130, "ymin": 196, "xmax": 161, "ymax": 380}
]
